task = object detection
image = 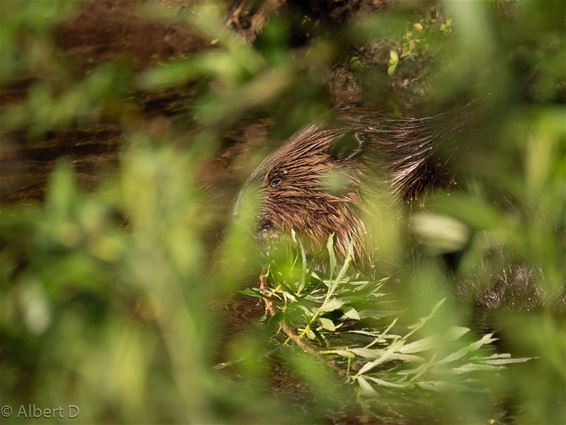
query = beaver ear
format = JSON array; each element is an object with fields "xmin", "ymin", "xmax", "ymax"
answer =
[{"xmin": 328, "ymin": 131, "xmax": 366, "ymax": 161}]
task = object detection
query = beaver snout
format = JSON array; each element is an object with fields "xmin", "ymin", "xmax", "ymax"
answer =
[
  {"xmin": 258, "ymin": 217, "xmax": 274, "ymax": 233},
  {"xmin": 257, "ymin": 217, "xmax": 282, "ymax": 242}
]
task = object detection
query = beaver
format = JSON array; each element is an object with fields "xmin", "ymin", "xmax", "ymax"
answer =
[
  {"xmin": 240, "ymin": 106, "xmax": 463, "ymax": 264},
  {"xmin": 237, "ymin": 106, "xmax": 561, "ymax": 312}
]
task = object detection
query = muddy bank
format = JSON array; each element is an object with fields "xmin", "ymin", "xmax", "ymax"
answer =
[{"xmin": 0, "ymin": 0, "xmax": 212, "ymax": 202}]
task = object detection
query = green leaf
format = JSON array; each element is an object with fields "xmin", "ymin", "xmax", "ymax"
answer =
[
  {"xmin": 239, "ymin": 288, "xmax": 261, "ymax": 297},
  {"xmin": 364, "ymin": 376, "xmax": 410, "ymax": 389},
  {"xmin": 327, "ymin": 234, "xmax": 337, "ymax": 277},
  {"xmin": 452, "ymin": 363, "xmax": 504, "ymax": 375},
  {"xmin": 324, "ymin": 349, "xmax": 355, "ymax": 359},
  {"xmin": 356, "ymin": 376, "xmax": 378, "ymax": 396},
  {"xmin": 416, "ymin": 381, "xmax": 470, "ymax": 392},
  {"xmin": 399, "ymin": 336, "xmax": 439, "ymax": 354},
  {"xmin": 437, "ymin": 333, "xmax": 497, "ymax": 365},
  {"xmin": 318, "ymin": 317, "xmax": 336, "ymax": 331},
  {"xmin": 387, "ymin": 49, "xmax": 399, "ymax": 76},
  {"xmin": 357, "ymin": 341, "xmax": 403, "ymax": 376},
  {"xmin": 320, "ymin": 298, "xmax": 346, "ymax": 312},
  {"xmin": 305, "ymin": 327, "xmax": 316, "ymax": 340},
  {"xmin": 479, "ymin": 357, "xmax": 532, "ymax": 366},
  {"xmin": 350, "ymin": 348, "xmax": 381, "ymax": 358},
  {"xmin": 342, "ymin": 308, "xmax": 361, "ymax": 320}
]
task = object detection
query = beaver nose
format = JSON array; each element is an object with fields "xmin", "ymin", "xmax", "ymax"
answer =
[{"xmin": 259, "ymin": 218, "xmax": 274, "ymax": 233}]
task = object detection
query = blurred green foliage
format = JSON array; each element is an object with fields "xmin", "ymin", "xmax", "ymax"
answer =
[{"xmin": 1, "ymin": 1, "xmax": 565, "ymax": 424}]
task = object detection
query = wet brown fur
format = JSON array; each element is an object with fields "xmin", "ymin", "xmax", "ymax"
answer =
[
  {"xmin": 246, "ymin": 122, "xmax": 369, "ymax": 261},
  {"xmin": 243, "ymin": 107, "xmax": 463, "ymax": 263},
  {"xmin": 240, "ymin": 107, "xmax": 562, "ymax": 312}
]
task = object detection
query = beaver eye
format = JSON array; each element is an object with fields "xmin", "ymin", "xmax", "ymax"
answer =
[{"xmin": 270, "ymin": 177, "xmax": 282, "ymax": 188}]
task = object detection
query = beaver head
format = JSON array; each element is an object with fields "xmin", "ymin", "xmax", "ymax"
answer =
[{"xmin": 241, "ymin": 121, "xmax": 375, "ymax": 261}]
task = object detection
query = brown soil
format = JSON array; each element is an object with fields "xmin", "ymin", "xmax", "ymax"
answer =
[
  {"xmin": 54, "ymin": 0, "xmax": 210, "ymax": 72},
  {"xmin": 0, "ymin": 125, "xmax": 121, "ymax": 202},
  {"xmin": 0, "ymin": 0, "xmax": 213, "ymax": 203}
]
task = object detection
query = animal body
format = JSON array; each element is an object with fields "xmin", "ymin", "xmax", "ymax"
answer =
[
  {"xmin": 238, "ymin": 106, "xmax": 561, "ymax": 313},
  {"xmin": 241, "ymin": 107, "xmax": 462, "ymax": 264}
]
